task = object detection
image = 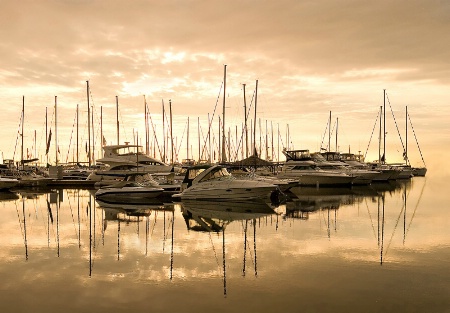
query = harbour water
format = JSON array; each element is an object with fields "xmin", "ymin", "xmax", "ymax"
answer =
[{"xmin": 1, "ymin": 174, "xmax": 449, "ymax": 313}]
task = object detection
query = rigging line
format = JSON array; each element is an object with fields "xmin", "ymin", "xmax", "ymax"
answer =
[
  {"xmin": 12, "ymin": 108, "xmax": 25, "ymax": 161},
  {"xmin": 208, "ymin": 232, "xmax": 222, "ymax": 270},
  {"xmin": 406, "ymin": 178, "xmax": 426, "ymax": 237},
  {"xmin": 364, "ymin": 111, "xmax": 380, "ymax": 160},
  {"xmin": 200, "ymin": 82, "xmax": 224, "ymax": 159},
  {"xmin": 66, "ymin": 189, "xmax": 79, "ymax": 239},
  {"xmin": 407, "ymin": 113, "xmax": 426, "ymax": 167},
  {"xmin": 384, "ymin": 198, "xmax": 406, "ymax": 258},
  {"xmin": 14, "ymin": 200, "xmax": 25, "ymax": 241},
  {"xmin": 146, "ymin": 103, "xmax": 163, "ymax": 161},
  {"xmin": 150, "ymin": 211, "xmax": 158, "ymax": 237},
  {"xmin": 385, "ymin": 93, "xmax": 406, "ymax": 154},
  {"xmin": 65, "ymin": 110, "xmax": 78, "ymax": 163},
  {"xmin": 320, "ymin": 117, "xmax": 330, "ymax": 150},
  {"xmin": 174, "ymin": 120, "xmax": 188, "ymax": 162},
  {"xmin": 365, "ymin": 197, "xmax": 378, "ymax": 241},
  {"xmin": 245, "ymin": 89, "xmax": 256, "ymax": 122}
]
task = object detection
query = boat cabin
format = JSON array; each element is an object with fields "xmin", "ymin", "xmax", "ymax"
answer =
[{"xmin": 282, "ymin": 149, "xmax": 312, "ymax": 161}]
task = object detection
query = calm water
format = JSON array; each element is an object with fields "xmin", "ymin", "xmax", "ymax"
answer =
[{"xmin": 1, "ymin": 175, "xmax": 449, "ymax": 313}]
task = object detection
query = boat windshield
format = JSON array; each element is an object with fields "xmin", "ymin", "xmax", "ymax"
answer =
[
  {"xmin": 198, "ymin": 167, "xmax": 231, "ymax": 182},
  {"xmin": 114, "ymin": 146, "xmax": 144, "ymax": 156}
]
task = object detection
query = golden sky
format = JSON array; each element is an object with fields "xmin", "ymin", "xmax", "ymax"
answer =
[{"xmin": 1, "ymin": 0, "xmax": 449, "ymax": 174}]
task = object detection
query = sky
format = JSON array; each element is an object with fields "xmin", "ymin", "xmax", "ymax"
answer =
[{"xmin": 1, "ymin": 0, "xmax": 449, "ymax": 175}]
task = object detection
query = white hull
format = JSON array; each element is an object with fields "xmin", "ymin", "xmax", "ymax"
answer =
[
  {"xmin": 95, "ymin": 186, "xmax": 164, "ymax": 204},
  {"xmin": 0, "ymin": 177, "xmax": 19, "ymax": 190},
  {"xmin": 177, "ymin": 183, "xmax": 277, "ymax": 201}
]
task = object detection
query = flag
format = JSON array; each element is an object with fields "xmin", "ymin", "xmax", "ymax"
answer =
[
  {"xmin": 102, "ymin": 135, "xmax": 107, "ymax": 146},
  {"xmin": 46, "ymin": 129, "xmax": 52, "ymax": 155}
]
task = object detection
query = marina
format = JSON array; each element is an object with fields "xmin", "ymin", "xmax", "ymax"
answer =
[{"xmin": 2, "ymin": 2, "xmax": 450, "ymax": 311}]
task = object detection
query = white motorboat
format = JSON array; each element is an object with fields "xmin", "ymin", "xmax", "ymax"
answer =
[
  {"xmin": 311, "ymin": 153, "xmax": 379, "ymax": 185},
  {"xmin": 95, "ymin": 180, "xmax": 164, "ymax": 204},
  {"xmin": 96, "ymin": 144, "xmax": 174, "ymax": 173},
  {"xmin": 278, "ymin": 150, "xmax": 355, "ymax": 187},
  {"xmin": 173, "ymin": 164, "xmax": 282, "ymax": 202},
  {"xmin": 228, "ymin": 167, "xmax": 299, "ymax": 192},
  {"xmin": 0, "ymin": 177, "xmax": 19, "ymax": 190}
]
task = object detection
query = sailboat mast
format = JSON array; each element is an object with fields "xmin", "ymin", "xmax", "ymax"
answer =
[
  {"xmin": 45, "ymin": 107, "xmax": 48, "ymax": 166},
  {"xmin": 20, "ymin": 96, "xmax": 24, "ymax": 169},
  {"xmin": 162, "ymin": 100, "xmax": 166, "ymax": 163},
  {"xmin": 91, "ymin": 105, "xmax": 95, "ymax": 165},
  {"xmin": 243, "ymin": 83, "xmax": 248, "ymax": 158},
  {"xmin": 187, "ymin": 116, "xmax": 190, "ymax": 160},
  {"xmin": 55, "ymin": 96, "xmax": 58, "ymax": 166},
  {"xmin": 144, "ymin": 97, "xmax": 148, "ymax": 155},
  {"xmin": 253, "ymin": 80, "xmax": 258, "ymax": 156},
  {"xmin": 378, "ymin": 105, "xmax": 382, "ymax": 164},
  {"xmin": 87, "ymin": 81, "xmax": 91, "ymax": 168},
  {"xmin": 336, "ymin": 117, "xmax": 339, "ymax": 152},
  {"xmin": 221, "ymin": 64, "xmax": 227, "ymax": 163},
  {"xmin": 405, "ymin": 105, "xmax": 408, "ymax": 165},
  {"xmin": 100, "ymin": 106, "xmax": 103, "ymax": 150},
  {"xmin": 383, "ymin": 89, "xmax": 386, "ymax": 164},
  {"xmin": 76, "ymin": 104, "xmax": 79, "ymax": 164},
  {"xmin": 198, "ymin": 117, "xmax": 200, "ymax": 162},
  {"xmin": 116, "ymin": 95, "xmax": 119, "ymax": 145},
  {"xmin": 328, "ymin": 111, "xmax": 331, "ymax": 152},
  {"xmin": 169, "ymin": 99, "xmax": 174, "ymax": 165}
]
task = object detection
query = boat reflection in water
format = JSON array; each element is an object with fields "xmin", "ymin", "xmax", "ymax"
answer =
[
  {"xmin": 96, "ymin": 199, "xmax": 175, "ymax": 260},
  {"xmin": 285, "ymin": 186, "xmax": 360, "ymax": 220},
  {"xmin": 181, "ymin": 199, "xmax": 279, "ymax": 296}
]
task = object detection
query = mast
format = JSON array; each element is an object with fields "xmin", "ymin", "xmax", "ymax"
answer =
[
  {"xmin": 383, "ymin": 89, "xmax": 386, "ymax": 164},
  {"xmin": 328, "ymin": 111, "xmax": 331, "ymax": 152},
  {"xmin": 21, "ymin": 96, "xmax": 24, "ymax": 169},
  {"xmin": 265, "ymin": 120, "xmax": 268, "ymax": 160},
  {"xmin": 162, "ymin": 100, "xmax": 166, "ymax": 163},
  {"xmin": 116, "ymin": 95, "xmax": 119, "ymax": 145},
  {"xmin": 91, "ymin": 105, "xmax": 95, "ymax": 165},
  {"xmin": 100, "ymin": 106, "xmax": 103, "ymax": 150},
  {"xmin": 253, "ymin": 80, "xmax": 258, "ymax": 156},
  {"xmin": 221, "ymin": 64, "xmax": 227, "ymax": 163},
  {"xmin": 87, "ymin": 81, "xmax": 91, "ymax": 168},
  {"xmin": 187, "ymin": 116, "xmax": 190, "ymax": 160},
  {"xmin": 76, "ymin": 104, "xmax": 79, "ymax": 164},
  {"xmin": 243, "ymin": 83, "xmax": 248, "ymax": 158},
  {"xmin": 169, "ymin": 99, "xmax": 174, "ymax": 165},
  {"xmin": 405, "ymin": 105, "xmax": 408, "ymax": 165},
  {"xmin": 55, "ymin": 96, "xmax": 58, "ymax": 166},
  {"xmin": 45, "ymin": 107, "xmax": 48, "ymax": 166},
  {"xmin": 145, "ymin": 97, "xmax": 148, "ymax": 155},
  {"xmin": 198, "ymin": 117, "xmax": 200, "ymax": 162},
  {"xmin": 336, "ymin": 117, "xmax": 339, "ymax": 152},
  {"xmin": 378, "ymin": 105, "xmax": 382, "ymax": 164}
]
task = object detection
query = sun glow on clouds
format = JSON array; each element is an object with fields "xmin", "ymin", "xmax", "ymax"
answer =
[
  {"xmin": 342, "ymin": 68, "xmax": 416, "ymax": 79},
  {"xmin": 161, "ymin": 51, "xmax": 186, "ymax": 64}
]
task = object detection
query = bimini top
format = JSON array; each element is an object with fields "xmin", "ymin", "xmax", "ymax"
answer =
[{"xmin": 97, "ymin": 144, "xmax": 170, "ymax": 168}]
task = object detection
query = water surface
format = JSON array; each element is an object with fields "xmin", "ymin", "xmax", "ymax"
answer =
[{"xmin": 1, "ymin": 175, "xmax": 448, "ymax": 313}]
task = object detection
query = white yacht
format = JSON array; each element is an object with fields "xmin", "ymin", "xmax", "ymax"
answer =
[
  {"xmin": 96, "ymin": 144, "xmax": 175, "ymax": 173},
  {"xmin": 312, "ymin": 152, "xmax": 380, "ymax": 185},
  {"xmin": 278, "ymin": 149, "xmax": 355, "ymax": 187},
  {"xmin": 95, "ymin": 180, "xmax": 164, "ymax": 204},
  {"xmin": 0, "ymin": 177, "xmax": 20, "ymax": 190},
  {"xmin": 173, "ymin": 164, "xmax": 282, "ymax": 202}
]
